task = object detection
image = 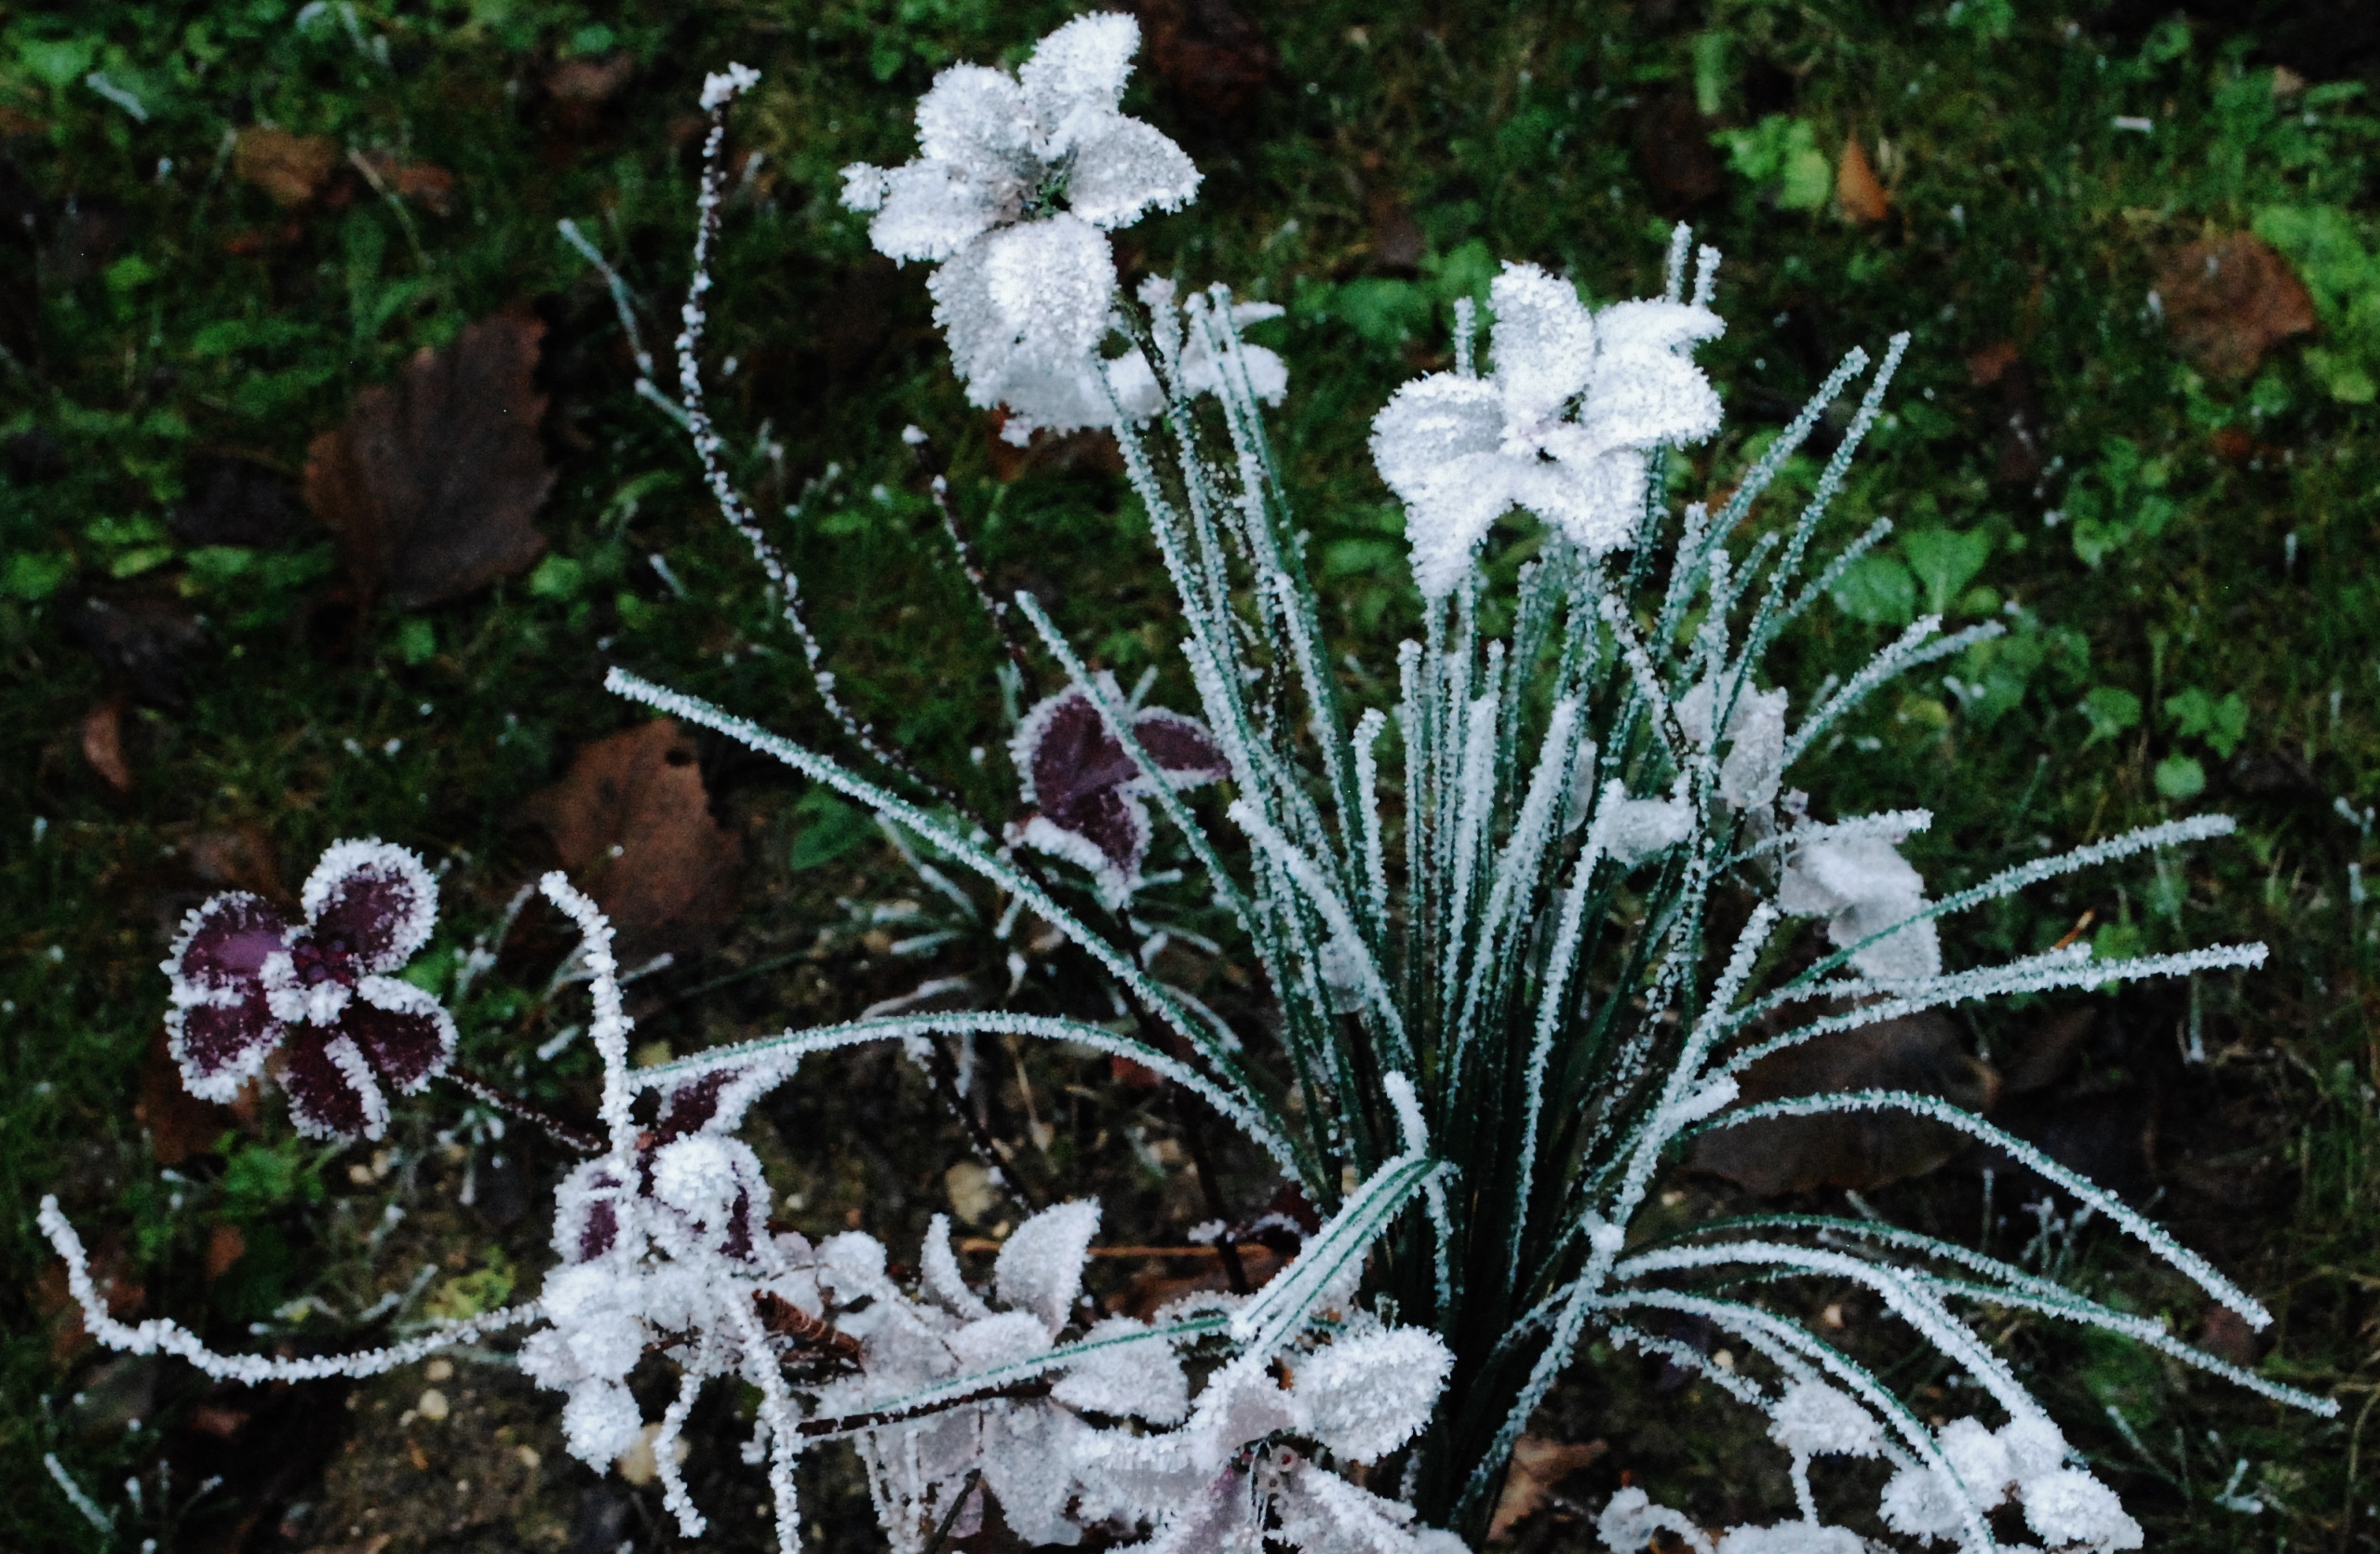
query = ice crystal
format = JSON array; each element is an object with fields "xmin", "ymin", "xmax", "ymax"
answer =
[
  {"xmin": 1369, "ymin": 261, "xmax": 1724, "ymax": 597},
  {"xmin": 164, "ymin": 837, "xmax": 453, "ymax": 1141}
]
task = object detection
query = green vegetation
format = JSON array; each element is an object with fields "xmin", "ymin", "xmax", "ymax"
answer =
[{"xmin": 4, "ymin": 1, "xmax": 2375, "ymax": 1548}]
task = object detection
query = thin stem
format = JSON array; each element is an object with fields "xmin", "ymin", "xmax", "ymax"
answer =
[{"xmin": 440, "ymin": 1061, "xmax": 602, "ymax": 1155}]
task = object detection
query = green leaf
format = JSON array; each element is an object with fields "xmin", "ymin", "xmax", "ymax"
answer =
[
  {"xmin": 2071, "ymin": 515, "xmax": 2129, "ymax": 569},
  {"xmin": 2164, "ymin": 687, "xmax": 2249, "ymax": 759},
  {"xmin": 1901, "ymin": 528, "xmax": 1993, "ymax": 616},
  {"xmin": 788, "ymin": 791, "xmax": 875, "ymax": 871},
  {"xmin": 1714, "ymin": 116, "xmax": 1831, "ymax": 210},
  {"xmin": 2303, "ymin": 347, "xmax": 2377, "ymax": 404},
  {"xmin": 1326, "ymin": 277, "xmax": 1436, "ymax": 348},
  {"xmin": 1829, "ymin": 554, "xmax": 1917, "ymax": 625},
  {"xmin": 1691, "ymin": 32, "xmax": 1730, "ymax": 116},
  {"xmin": 528, "ymin": 554, "xmax": 585, "ymax": 599},
  {"xmin": 395, "ymin": 617, "xmax": 437, "ymax": 665},
  {"xmin": 2, "ymin": 550, "xmax": 73, "ymax": 600},
  {"xmin": 2079, "ymin": 686, "xmax": 2143, "ymax": 746},
  {"xmin": 14, "ymin": 33, "xmax": 96, "ymax": 87},
  {"xmin": 2154, "ymin": 754, "xmax": 2207, "ymax": 801}
]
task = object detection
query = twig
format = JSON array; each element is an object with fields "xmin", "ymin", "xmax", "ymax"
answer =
[
  {"xmin": 921, "ymin": 1467, "xmax": 984, "ymax": 1554},
  {"xmin": 753, "ymin": 1290, "xmax": 863, "ymax": 1365},
  {"xmin": 794, "ymin": 1378, "xmax": 1052, "ymax": 1439},
  {"xmin": 908, "ymin": 430, "xmax": 1035, "ymax": 687},
  {"xmin": 440, "ymin": 1062, "xmax": 603, "ymax": 1155},
  {"xmin": 922, "ymin": 1033, "xmax": 1042, "ymax": 1212},
  {"xmin": 955, "ymin": 1238, "xmax": 1268, "ymax": 1260}
]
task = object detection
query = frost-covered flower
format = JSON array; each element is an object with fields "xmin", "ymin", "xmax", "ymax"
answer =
[
  {"xmin": 1009, "ymin": 677, "xmax": 1230, "ymax": 904},
  {"xmin": 164, "ymin": 839, "xmax": 454, "ymax": 1142},
  {"xmin": 1777, "ymin": 827, "xmax": 1943, "ymax": 981},
  {"xmin": 1369, "ymin": 262, "xmax": 1723, "ymax": 598},
  {"xmin": 841, "ymin": 14, "xmax": 1201, "ymax": 439},
  {"xmin": 1677, "ymin": 677, "xmax": 1790, "ymax": 812}
]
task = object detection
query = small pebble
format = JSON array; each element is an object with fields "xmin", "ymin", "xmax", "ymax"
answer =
[
  {"xmin": 416, "ymin": 1388, "xmax": 450, "ymax": 1422},
  {"xmin": 516, "ymin": 1445, "xmax": 542, "ymax": 1470},
  {"xmin": 424, "ymin": 1358, "xmax": 453, "ymax": 1382}
]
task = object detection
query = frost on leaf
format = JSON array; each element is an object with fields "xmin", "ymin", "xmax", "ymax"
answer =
[
  {"xmin": 993, "ymin": 1199, "xmax": 1101, "ymax": 1332},
  {"xmin": 163, "ymin": 838, "xmax": 454, "ymax": 1142},
  {"xmin": 1677, "ymin": 677, "xmax": 1789, "ymax": 811},
  {"xmin": 1294, "ymin": 1325, "xmax": 1454, "ymax": 1463},
  {"xmin": 1370, "ymin": 261, "xmax": 1723, "ymax": 598},
  {"xmin": 1009, "ymin": 677, "xmax": 1230, "ymax": 904},
  {"xmin": 1777, "ymin": 828, "xmax": 1943, "ymax": 981},
  {"xmin": 841, "ymin": 14, "xmax": 1201, "ymax": 439}
]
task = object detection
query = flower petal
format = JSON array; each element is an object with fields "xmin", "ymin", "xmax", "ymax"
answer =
[
  {"xmin": 1064, "ymin": 112, "xmax": 1200, "ymax": 229},
  {"xmin": 1019, "ymin": 12, "xmax": 1139, "ymax": 127},
  {"xmin": 980, "ymin": 215, "xmax": 1116, "ymax": 369},
  {"xmin": 914, "ymin": 63, "xmax": 1032, "ymax": 181},
  {"xmin": 993, "ymin": 1198, "xmax": 1100, "ymax": 1332},
  {"xmin": 1014, "ymin": 685, "xmax": 1136, "ymax": 816},
  {"xmin": 1016, "ymin": 795, "xmax": 1149, "ymax": 906},
  {"xmin": 1516, "ymin": 445, "xmax": 1647, "ymax": 556},
  {"xmin": 278, "ymin": 1029, "xmax": 384, "ymax": 1142},
  {"xmin": 167, "ymin": 987, "xmax": 283, "ymax": 1102},
  {"xmin": 1573, "ymin": 344, "xmax": 1722, "ymax": 455},
  {"xmin": 302, "ymin": 838, "xmax": 437, "ymax": 973},
  {"xmin": 1592, "ymin": 297, "xmax": 1725, "ymax": 355},
  {"xmin": 165, "ymin": 892, "xmax": 291, "ymax": 994},
  {"xmin": 346, "ymin": 975, "xmax": 459, "ymax": 1093},
  {"xmin": 1128, "ymin": 707, "xmax": 1230, "ymax": 788},
  {"xmin": 869, "ymin": 159, "xmax": 1004, "ymax": 263},
  {"xmin": 1368, "ymin": 373, "xmax": 1504, "ymax": 508},
  {"xmin": 1488, "ymin": 262, "xmax": 1598, "ymax": 428}
]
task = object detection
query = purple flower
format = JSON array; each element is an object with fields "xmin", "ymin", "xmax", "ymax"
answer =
[
  {"xmin": 164, "ymin": 838, "xmax": 455, "ymax": 1143},
  {"xmin": 1008, "ymin": 678, "xmax": 1230, "ymax": 904}
]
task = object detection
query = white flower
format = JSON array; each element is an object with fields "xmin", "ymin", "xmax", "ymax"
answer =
[
  {"xmin": 840, "ymin": 14, "xmax": 1202, "ymax": 438},
  {"xmin": 1677, "ymin": 677, "xmax": 1790, "ymax": 811},
  {"xmin": 1777, "ymin": 828, "xmax": 1943, "ymax": 981},
  {"xmin": 1370, "ymin": 261, "xmax": 1724, "ymax": 598}
]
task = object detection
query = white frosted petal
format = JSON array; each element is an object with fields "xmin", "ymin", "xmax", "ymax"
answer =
[
  {"xmin": 981, "ymin": 215, "xmax": 1118, "ymax": 368},
  {"xmin": 1576, "ymin": 344, "xmax": 1724, "ymax": 453},
  {"xmin": 1370, "ymin": 374, "xmax": 1504, "ymax": 499},
  {"xmin": 1511, "ymin": 446, "xmax": 1645, "ymax": 556},
  {"xmin": 1049, "ymin": 1315, "xmax": 1190, "ymax": 1423},
  {"xmin": 1487, "ymin": 262, "xmax": 1598, "ymax": 428},
  {"xmin": 993, "ymin": 1198, "xmax": 1100, "ymax": 1332},
  {"xmin": 869, "ymin": 160, "xmax": 1002, "ymax": 263},
  {"xmin": 1020, "ymin": 11, "xmax": 1139, "ymax": 126},
  {"xmin": 1064, "ymin": 112, "xmax": 1200, "ymax": 228},
  {"xmin": 1294, "ymin": 1327, "xmax": 1453, "ymax": 1462},
  {"xmin": 1766, "ymin": 1381, "xmax": 1881, "ymax": 1458},
  {"xmin": 914, "ymin": 63, "xmax": 1032, "ymax": 179},
  {"xmin": 2020, "ymin": 1468, "xmax": 2143, "ymax": 1551}
]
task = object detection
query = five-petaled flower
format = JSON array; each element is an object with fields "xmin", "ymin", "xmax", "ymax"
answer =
[
  {"xmin": 165, "ymin": 838, "xmax": 456, "ymax": 1142},
  {"xmin": 840, "ymin": 13, "xmax": 1202, "ymax": 441},
  {"xmin": 1369, "ymin": 261, "xmax": 1725, "ymax": 599},
  {"xmin": 1009, "ymin": 678, "xmax": 1230, "ymax": 905}
]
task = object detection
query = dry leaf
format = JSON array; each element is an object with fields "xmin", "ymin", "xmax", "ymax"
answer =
[
  {"xmin": 1835, "ymin": 138, "xmax": 1889, "ymax": 225},
  {"xmin": 524, "ymin": 719, "xmax": 742, "ymax": 958},
  {"xmin": 205, "ymin": 1223, "xmax": 249, "ymax": 1282},
  {"xmin": 80, "ymin": 701, "xmax": 132, "ymax": 791},
  {"xmin": 2197, "ymin": 1305, "xmax": 2266, "ymax": 1368},
  {"xmin": 1634, "ymin": 96, "xmax": 1723, "ymax": 215},
  {"xmin": 545, "ymin": 53, "xmax": 637, "ymax": 105},
  {"xmin": 304, "ymin": 313, "xmax": 553, "ymax": 609},
  {"xmin": 361, "ymin": 154, "xmax": 456, "ymax": 216},
  {"xmin": 1133, "ymin": 0, "xmax": 1275, "ymax": 123},
  {"xmin": 1488, "ymin": 1435, "xmax": 1608, "ymax": 1540},
  {"xmin": 985, "ymin": 412, "xmax": 1126, "ymax": 482},
  {"xmin": 2156, "ymin": 233, "xmax": 2316, "ymax": 380},
  {"xmin": 1689, "ymin": 1012, "xmax": 1997, "ymax": 1196},
  {"xmin": 235, "ymin": 127, "xmax": 340, "ymax": 207}
]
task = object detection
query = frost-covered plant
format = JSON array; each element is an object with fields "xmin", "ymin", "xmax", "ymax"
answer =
[{"xmin": 46, "ymin": 18, "xmax": 2338, "ymax": 1554}]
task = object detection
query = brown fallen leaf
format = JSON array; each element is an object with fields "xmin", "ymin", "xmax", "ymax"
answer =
[
  {"xmin": 205, "ymin": 1223, "xmax": 249, "ymax": 1282},
  {"xmin": 79, "ymin": 701, "xmax": 132, "ymax": 791},
  {"xmin": 2157, "ymin": 233, "xmax": 2316, "ymax": 380},
  {"xmin": 235, "ymin": 127, "xmax": 340, "ymax": 207},
  {"xmin": 545, "ymin": 53, "xmax": 637, "ymax": 106},
  {"xmin": 304, "ymin": 313, "xmax": 553, "ymax": 609},
  {"xmin": 1835, "ymin": 138, "xmax": 1889, "ymax": 225},
  {"xmin": 1133, "ymin": 0, "xmax": 1275, "ymax": 123},
  {"xmin": 1634, "ymin": 95, "xmax": 1723, "ymax": 215},
  {"xmin": 1689, "ymin": 1011, "xmax": 1998, "ymax": 1196},
  {"xmin": 359, "ymin": 153, "xmax": 456, "ymax": 216},
  {"xmin": 1120, "ymin": 1244, "xmax": 1284, "ymax": 1320},
  {"xmin": 985, "ymin": 412, "xmax": 1126, "ymax": 482},
  {"xmin": 1489, "ymin": 1435, "xmax": 1609, "ymax": 1540},
  {"xmin": 2197, "ymin": 1304, "xmax": 2266, "ymax": 1368},
  {"xmin": 138, "ymin": 1030, "xmax": 232, "ymax": 1166},
  {"xmin": 524, "ymin": 719, "xmax": 743, "ymax": 958}
]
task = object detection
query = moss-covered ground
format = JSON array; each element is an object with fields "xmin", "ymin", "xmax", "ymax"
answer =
[{"xmin": 5, "ymin": 0, "xmax": 2379, "ymax": 1548}]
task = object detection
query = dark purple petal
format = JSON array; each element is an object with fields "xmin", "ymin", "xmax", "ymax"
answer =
[
  {"xmin": 167, "ymin": 988, "xmax": 284, "ymax": 1100},
  {"xmin": 343, "ymin": 976, "xmax": 457, "ymax": 1093},
  {"xmin": 656, "ymin": 1073, "xmax": 733, "ymax": 1144},
  {"xmin": 301, "ymin": 839, "xmax": 437, "ymax": 973},
  {"xmin": 554, "ymin": 1159, "xmax": 624, "ymax": 1263},
  {"xmin": 1019, "ymin": 690, "xmax": 1136, "ymax": 815},
  {"xmin": 277, "ymin": 1029, "xmax": 375, "ymax": 1141},
  {"xmin": 1130, "ymin": 707, "xmax": 1230, "ymax": 786},
  {"xmin": 1044, "ymin": 786, "xmax": 1150, "ymax": 881},
  {"xmin": 168, "ymin": 893, "xmax": 291, "ymax": 993}
]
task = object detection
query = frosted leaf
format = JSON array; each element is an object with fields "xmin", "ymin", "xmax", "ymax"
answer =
[
  {"xmin": 1593, "ymin": 779, "xmax": 1693, "ymax": 867},
  {"xmin": 563, "ymin": 1379, "xmax": 647, "ymax": 1465},
  {"xmin": 1997, "ymin": 1414, "xmax": 2069, "ymax": 1480},
  {"xmin": 1596, "ymin": 1487, "xmax": 1710, "ymax": 1553},
  {"xmin": 1370, "ymin": 261, "xmax": 1724, "ymax": 598},
  {"xmin": 1275, "ymin": 1461, "xmax": 1446, "ymax": 1554},
  {"xmin": 1294, "ymin": 1327, "xmax": 1454, "ymax": 1462},
  {"xmin": 2019, "ymin": 1468, "xmax": 2143, "ymax": 1551},
  {"xmin": 981, "ymin": 1404, "xmax": 1092, "ymax": 1546},
  {"xmin": 1767, "ymin": 1381, "xmax": 1881, "ymax": 1458},
  {"xmin": 1877, "ymin": 1464, "xmax": 1966, "ymax": 1541},
  {"xmin": 865, "ymin": 159, "xmax": 1008, "ymax": 264},
  {"xmin": 1008, "ymin": 679, "xmax": 1230, "ymax": 905},
  {"xmin": 652, "ymin": 1135, "xmax": 753, "ymax": 1224},
  {"xmin": 1778, "ymin": 830, "xmax": 1943, "ymax": 981},
  {"xmin": 1714, "ymin": 1525, "xmax": 1862, "ymax": 1554},
  {"xmin": 921, "ymin": 1213, "xmax": 996, "ymax": 1320},
  {"xmin": 994, "ymin": 1199, "xmax": 1101, "ymax": 1332},
  {"xmin": 1105, "ymin": 301, "xmax": 1290, "ymax": 422},
  {"xmin": 818, "ymin": 1230, "xmax": 890, "ymax": 1295},
  {"xmin": 948, "ymin": 1309, "xmax": 1055, "ymax": 1369},
  {"xmin": 1051, "ymin": 1315, "xmax": 1190, "ymax": 1423},
  {"xmin": 1677, "ymin": 679, "xmax": 1791, "ymax": 811},
  {"xmin": 1939, "ymin": 1416, "xmax": 2015, "ymax": 1507},
  {"xmin": 914, "ymin": 65, "xmax": 1032, "ymax": 184}
]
